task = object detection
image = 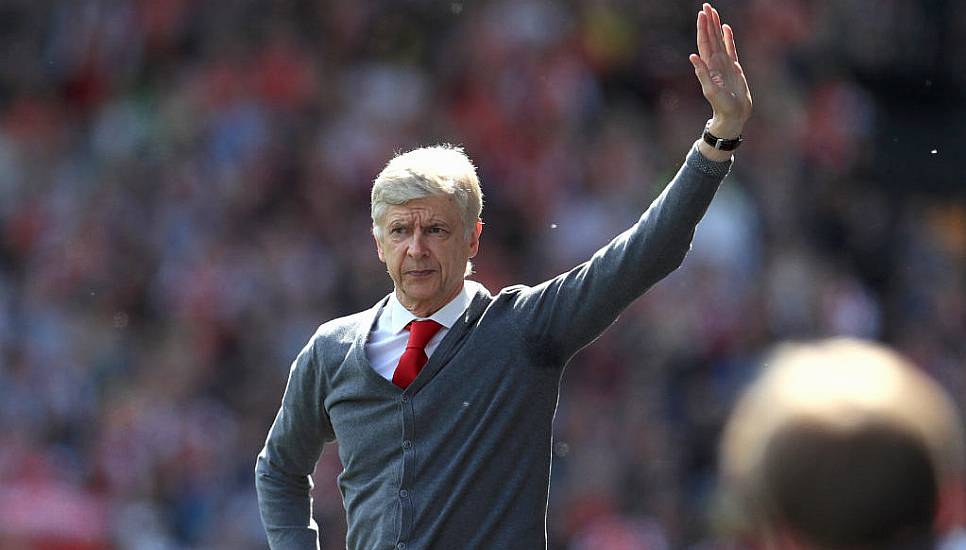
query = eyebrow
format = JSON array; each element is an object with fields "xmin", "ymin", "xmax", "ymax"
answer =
[{"xmin": 385, "ymin": 214, "xmax": 451, "ymax": 227}]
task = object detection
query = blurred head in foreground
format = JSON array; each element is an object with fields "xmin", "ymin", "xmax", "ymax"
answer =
[{"xmin": 718, "ymin": 338, "xmax": 966, "ymax": 549}]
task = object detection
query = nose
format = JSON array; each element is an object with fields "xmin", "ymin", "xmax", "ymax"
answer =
[{"xmin": 407, "ymin": 229, "xmax": 428, "ymax": 258}]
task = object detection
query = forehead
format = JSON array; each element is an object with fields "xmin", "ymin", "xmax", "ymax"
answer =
[{"xmin": 383, "ymin": 195, "xmax": 461, "ymax": 223}]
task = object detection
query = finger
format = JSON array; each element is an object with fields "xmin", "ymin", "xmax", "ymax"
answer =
[
  {"xmin": 696, "ymin": 11, "xmax": 712, "ymax": 60},
  {"xmin": 723, "ymin": 24, "xmax": 739, "ymax": 63},
  {"xmin": 702, "ymin": 4, "xmax": 720, "ymax": 55},
  {"xmin": 710, "ymin": 5, "xmax": 725, "ymax": 46},
  {"xmin": 704, "ymin": 4, "xmax": 723, "ymax": 53}
]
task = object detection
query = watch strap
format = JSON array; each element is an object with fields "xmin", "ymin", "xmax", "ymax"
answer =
[{"xmin": 702, "ymin": 121, "xmax": 743, "ymax": 151}]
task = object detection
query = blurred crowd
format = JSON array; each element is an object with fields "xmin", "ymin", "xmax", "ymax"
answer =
[{"xmin": 0, "ymin": 1, "xmax": 963, "ymax": 548}]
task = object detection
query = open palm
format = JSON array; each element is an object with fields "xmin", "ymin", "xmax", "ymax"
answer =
[{"xmin": 689, "ymin": 3, "xmax": 753, "ymax": 133}]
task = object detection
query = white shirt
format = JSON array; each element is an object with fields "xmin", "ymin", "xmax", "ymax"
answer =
[{"xmin": 366, "ymin": 281, "xmax": 481, "ymax": 381}]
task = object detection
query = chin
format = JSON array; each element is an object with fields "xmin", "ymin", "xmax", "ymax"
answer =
[{"xmin": 401, "ymin": 285, "xmax": 439, "ymax": 303}]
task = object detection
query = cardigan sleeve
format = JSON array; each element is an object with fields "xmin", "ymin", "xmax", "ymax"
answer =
[
  {"xmin": 255, "ymin": 331, "xmax": 336, "ymax": 549},
  {"xmin": 508, "ymin": 142, "xmax": 732, "ymax": 364}
]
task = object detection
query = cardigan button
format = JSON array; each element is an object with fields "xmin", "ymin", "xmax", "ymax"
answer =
[{"xmin": 402, "ymin": 440, "xmax": 413, "ymax": 449}]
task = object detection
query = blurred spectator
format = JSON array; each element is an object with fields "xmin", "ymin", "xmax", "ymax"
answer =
[{"xmin": 716, "ymin": 338, "xmax": 965, "ymax": 549}]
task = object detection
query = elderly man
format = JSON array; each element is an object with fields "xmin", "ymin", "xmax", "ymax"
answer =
[
  {"xmin": 256, "ymin": 3, "xmax": 752, "ymax": 549},
  {"xmin": 718, "ymin": 339, "xmax": 966, "ymax": 549}
]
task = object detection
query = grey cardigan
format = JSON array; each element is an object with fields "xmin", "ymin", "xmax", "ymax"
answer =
[{"xmin": 255, "ymin": 143, "xmax": 731, "ymax": 549}]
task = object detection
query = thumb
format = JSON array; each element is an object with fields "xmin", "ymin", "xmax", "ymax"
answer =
[{"xmin": 689, "ymin": 54, "xmax": 713, "ymax": 95}]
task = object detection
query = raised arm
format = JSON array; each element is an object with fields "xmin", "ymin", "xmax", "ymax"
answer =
[
  {"xmin": 509, "ymin": 4, "xmax": 752, "ymax": 363},
  {"xmin": 255, "ymin": 335, "xmax": 335, "ymax": 549}
]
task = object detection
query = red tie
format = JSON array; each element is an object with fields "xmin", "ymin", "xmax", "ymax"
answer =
[{"xmin": 392, "ymin": 320, "xmax": 443, "ymax": 389}]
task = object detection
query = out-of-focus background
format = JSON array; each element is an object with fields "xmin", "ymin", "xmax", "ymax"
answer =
[{"xmin": 0, "ymin": 1, "xmax": 963, "ymax": 548}]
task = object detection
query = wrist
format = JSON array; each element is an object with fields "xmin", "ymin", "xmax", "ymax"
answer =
[
  {"xmin": 707, "ymin": 118, "xmax": 744, "ymax": 140},
  {"xmin": 696, "ymin": 138, "xmax": 734, "ymax": 162},
  {"xmin": 702, "ymin": 120, "xmax": 743, "ymax": 153}
]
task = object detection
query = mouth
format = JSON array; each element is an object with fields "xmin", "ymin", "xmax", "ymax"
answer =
[{"xmin": 405, "ymin": 269, "xmax": 436, "ymax": 278}]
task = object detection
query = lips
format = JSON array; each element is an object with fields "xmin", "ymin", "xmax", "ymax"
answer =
[{"xmin": 405, "ymin": 269, "xmax": 436, "ymax": 277}]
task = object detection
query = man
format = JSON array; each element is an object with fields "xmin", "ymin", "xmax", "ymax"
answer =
[
  {"xmin": 718, "ymin": 339, "xmax": 966, "ymax": 549},
  {"xmin": 256, "ymin": 3, "xmax": 752, "ymax": 548}
]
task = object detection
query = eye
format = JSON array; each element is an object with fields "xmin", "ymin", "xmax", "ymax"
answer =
[
  {"xmin": 427, "ymin": 226, "xmax": 448, "ymax": 235},
  {"xmin": 389, "ymin": 226, "xmax": 408, "ymax": 236}
]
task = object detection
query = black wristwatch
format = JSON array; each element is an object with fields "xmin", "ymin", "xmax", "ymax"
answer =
[{"xmin": 702, "ymin": 121, "xmax": 743, "ymax": 151}]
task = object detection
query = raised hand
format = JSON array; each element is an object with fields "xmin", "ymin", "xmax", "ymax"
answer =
[{"xmin": 689, "ymin": 3, "xmax": 752, "ymax": 140}]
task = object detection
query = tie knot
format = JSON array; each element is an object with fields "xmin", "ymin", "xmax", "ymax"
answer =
[{"xmin": 406, "ymin": 319, "xmax": 443, "ymax": 349}]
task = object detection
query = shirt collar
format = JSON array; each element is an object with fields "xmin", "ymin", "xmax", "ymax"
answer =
[{"xmin": 386, "ymin": 280, "xmax": 479, "ymax": 334}]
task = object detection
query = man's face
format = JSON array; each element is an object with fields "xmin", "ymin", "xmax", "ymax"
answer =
[{"xmin": 374, "ymin": 195, "xmax": 481, "ymax": 317}]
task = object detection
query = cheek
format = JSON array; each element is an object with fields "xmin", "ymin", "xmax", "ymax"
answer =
[
  {"xmin": 442, "ymin": 245, "xmax": 467, "ymax": 271},
  {"xmin": 391, "ymin": 247, "xmax": 407, "ymax": 266},
  {"xmin": 381, "ymin": 245, "xmax": 400, "ymax": 268}
]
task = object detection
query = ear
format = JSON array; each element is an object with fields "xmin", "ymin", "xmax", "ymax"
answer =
[
  {"xmin": 374, "ymin": 230, "xmax": 386, "ymax": 263},
  {"xmin": 468, "ymin": 219, "xmax": 483, "ymax": 258}
]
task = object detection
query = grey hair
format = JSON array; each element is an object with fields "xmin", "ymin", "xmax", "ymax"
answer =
[{"xmin": 370, "ymin": 144, "xmax": 483, "ymax": 241}]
